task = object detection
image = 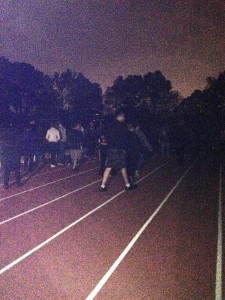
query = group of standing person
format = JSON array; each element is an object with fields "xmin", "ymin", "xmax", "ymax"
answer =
[
  {"xmin": 0, "ymin": 120, "xmax": 95, "ymax": 189},
  {"xmin": 1, "ymin": 109, "xmax": 198, "ymax": 191}
]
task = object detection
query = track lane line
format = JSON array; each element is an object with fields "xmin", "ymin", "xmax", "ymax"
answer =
[
  {"xmin": 0, "ymin": 167, "xmax": 98, "ymax": 203},
  {"xmin": 0, "ymin": 179, "xmax": 102, "ymax": 226},
  {"xmin": 215, "ymin": 158, "xmax": 223, "ymax": 300},
  {"xmin": 85, "ymin": 163, "xmax": 195, "ymax": 300},
  {"xmin": 0, "ymin": 163, "xmax": 167, "ymax": 275}
]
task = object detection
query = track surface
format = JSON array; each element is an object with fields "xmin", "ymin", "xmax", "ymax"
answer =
[{"xmin": 0, "ymin": 155, "xmax": 224, "ymax": 299}]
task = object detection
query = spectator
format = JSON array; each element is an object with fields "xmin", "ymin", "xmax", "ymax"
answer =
[
  {"xmin": 2, "ymin": 127, "xmax": 22, "ymax": 189},
  {"xmin": 58, "ymin": 123, "xmax": 67, "ymax": 165},
  {"xmin": 24, "ymin": 124, "xmax": 40, "ymax": 171},
  {"xmin": 68, "ymin": 122, "xmax": 84, "ymax": 172},
  {"xmin": 98, "ymin": 133, "xmax": 108, "ymax": 176},
  {"xmin": 158, "ymin": 127, "xmax": 170, "ymax": 159},
  {"xmin": 85, "ymin": 121, "xmax": 98, "ymax": 160},
  {"xmin": 126, "ymin": 124, "xmax": 142, "ymax": 185},
  {"xmin": 46, "ymin": 122, "xmax": 60, "ymax": 168},
  {"xmin": 133, "ymin": 123, "xmax": 153, "ymax": 177}
]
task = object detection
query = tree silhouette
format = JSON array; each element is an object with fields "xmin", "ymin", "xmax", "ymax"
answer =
[
  {"xmin": 53, "ymin": 70, "xmax": 102, "ymax": 122},
  {"xmin": 104, "ymin": 71, "xmax": 177, "ymax": 116}
]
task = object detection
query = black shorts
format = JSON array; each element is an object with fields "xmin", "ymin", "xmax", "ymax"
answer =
[{"xmin": 106, "ymin": 149, "xmax": 126, "ymax": 170}]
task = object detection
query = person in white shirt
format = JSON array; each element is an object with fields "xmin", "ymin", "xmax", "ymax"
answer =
[{"xmin": 46, "ymin": 123, "xmax": 60, "ymax": 167}]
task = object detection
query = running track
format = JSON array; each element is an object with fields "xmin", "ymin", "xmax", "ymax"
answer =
[{"xmin": 0, "ymin": 155, "xmax": 224, "ymax": 299}]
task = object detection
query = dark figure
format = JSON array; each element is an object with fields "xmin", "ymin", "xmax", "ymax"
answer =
[
  {"xmin": 58, "ymin": 123, "xmax": 67, "ymax": 165},
  {"xmin": 2, "ymin": 130, "xmax": 22, "ymax": 189},
  {"xmin": 158, "ymin": 127, "xmax": 170, "ymax": 159},
  {"xmin": 98, "ymin": 134, "xmax": 108, "ymax": 176},
  {"xmin": 126, "ymin": 125, "xmax": 142, "ymax": 184},
  {"xmin": 133, "ymin": 123, "xmax": 153, "ymax": 176},
  {"xmin": 67, "ymin": 122, "xmax": 84, "ymax": 171},
  {"xmin": 99, "ymin": 109, "xmax": 136, "ymax": 192},
  {"xmin": 85, "ymin": 121, "xmax": 97, "ymax": 160},
  {"xmin": 24, "ymin": 125, "xmax": 40, "ymax": 172}
]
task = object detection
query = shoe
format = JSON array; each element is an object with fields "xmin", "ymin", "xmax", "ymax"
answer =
[
  {"xmin": 99, "ymin": 186, "xmax": 107, "ymax": 192},
  {"xmin": 58, "ymin": 163, "xmax": 64, "ymax": 166},
  {"xmin": 135, "ymin": 171, "xmax": 140, "ymax": 178},
  {"xmin": 72, "ymin": 167, "xmax": 80, "ymax": 172},
  {"xmin": 51, "ymin": 164, "xmax": 56, "ymax": 168},
  {"xmin": 125, "ymin": 184, "xmax": 137, "ymax": 191},
  {"xmin": 4, "ymin": 184, "xmax": 9, "ymax": 190}
]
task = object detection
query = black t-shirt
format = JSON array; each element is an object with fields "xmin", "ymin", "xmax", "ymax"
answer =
[
  {"xmin": 105, "ymin": 120, "xmax": 128, "ymax": 150},
  {"xmin": 68, "ymin": 129, "xmax": 84, "ymax": 149}
]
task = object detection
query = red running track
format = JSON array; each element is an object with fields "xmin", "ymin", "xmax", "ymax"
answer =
[{"xmin": 0, "ymin": 155, "xmax": 223, "ymax": 299}]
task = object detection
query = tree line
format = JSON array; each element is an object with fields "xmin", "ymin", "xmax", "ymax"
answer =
[{"xmin": 0, "ymin": 56, "xmax": 224, "ymax": 137}]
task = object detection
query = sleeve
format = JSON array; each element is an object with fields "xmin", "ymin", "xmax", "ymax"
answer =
[
  {"xmin": 57, "ymin": 130, "xmax": 61, "ymax": 141},
  {"xmin": 46, "ymin": 130, "xmax": 49, "ymax": 141}
]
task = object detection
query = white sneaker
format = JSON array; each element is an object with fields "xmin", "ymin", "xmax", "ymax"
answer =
[
  {"xmin": 135, "ymin": 171, "xmax": 140, "ymax": 178},
  {"xmin": 51, "ymin": 164, "xmax": 56, "ymax": 168}
]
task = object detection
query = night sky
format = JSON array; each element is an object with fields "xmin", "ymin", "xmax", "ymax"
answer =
[{"xmin": 1, "ymin": 0, "xmax": 225, "ymax": 97}]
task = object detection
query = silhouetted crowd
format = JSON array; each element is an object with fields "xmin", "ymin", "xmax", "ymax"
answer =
[{"xmin": 0, "ymin": 109, "xmax": 222, "ymax": 191}]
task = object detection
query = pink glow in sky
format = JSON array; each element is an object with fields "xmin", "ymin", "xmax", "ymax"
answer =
[{"xmin": 0, "ymin": 0, "xmax": 225, "ymax": 97}]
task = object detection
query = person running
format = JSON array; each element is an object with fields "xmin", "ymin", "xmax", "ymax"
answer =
[
  {"xmin": 99, "ymin": 109, "xmax": 136, "ymax": 192},
  {"xmin": 46, "ymin": 122, "xmax": 60, "ymax": 168},
  {"xmin": 67, "ymin": 122, "xmax": 84, "ymax": 172}
]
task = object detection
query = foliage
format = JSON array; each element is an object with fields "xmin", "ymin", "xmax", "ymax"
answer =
[
  {"xmin": 104, "ymin": 71, "xmax": 180, "ymax": 116},
  {"xmin": 0, "ymin": 57, "xmax": 57, "ymax": 122},
  {"xmin": 53, "ymin": 70, "xmax": 102, "ymax": 122}
]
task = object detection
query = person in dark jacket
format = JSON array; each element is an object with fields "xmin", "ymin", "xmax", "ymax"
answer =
[
  {"xmin": 85, "ymin": 121, "xmax": 98, "ymax": 160},
  {"xmin": 2, "ymin": 128, "xmax": 22, "ymax": 189},
  {"xmin": 24, "ymin": 124, "xmax": 40, "ymax": 172},
  {"xmin": 98, "ymin": 133, "xmax": 108, "ymax": 176},
  {"xmin": 126, "ymin": 124, "xmax": 142, "ymax": 184},
  {"xmin": 99, "ymin": 109, "xmax": 137, "ymax": 192},
  {"xmin": 68, "ymin": 122, "xmax": 84, "ymax": 171}
]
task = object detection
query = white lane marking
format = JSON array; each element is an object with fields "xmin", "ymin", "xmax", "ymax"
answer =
[
  {"xmin": 0, "ymin": 179, "xmax": 102, "ymax": 226},
  {"xmin": 0, "ymin": 163, "xmax": 166, "ymax": 275},
  {"xmin": 0, "ymin": 167, "xmax": 98, "ymax": 203},
  {"xmin": 0, "ymin": 161, "xmax": 96, "ymax": 185},
  {"xmin": 85, "ymin": 163, "xmax": 194, "ymax": 300},
  {"xmin": 215, "ymin": 159, "xmax": 223, "ymax": 300}
]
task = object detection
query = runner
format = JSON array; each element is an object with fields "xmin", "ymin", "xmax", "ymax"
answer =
[{"xmin": 99, "ymin": 109, "xmax": 137, "ymax": 192}]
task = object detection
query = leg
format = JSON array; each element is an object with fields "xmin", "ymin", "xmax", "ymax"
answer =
[
  {"xmin": 50, "ymin": 143, "xmax": 57, "ymax": 166},
  {"xmin": 4, "ymin": 165, "xmax": 10, "ymax": 188},
  {"xmin": 121, "ymin": 167, "xmax": 130, "ymax": 186},
  {"xmin": 70, "ymin": 150, "xmax": 75, "ymax": 168},
  {"xmin": 15, "ymin": 168, "xmax": 21, "ymax": 186},
  {"xmin": 101, "ymin": 167, "xmax": 112, "ymax": 187},
  {"xmin": 99, "ymin": 146, "xmax": 107, "ymax": 175},
  {"xmin": 72, "ymin": 150, "xmax": 78, "ymax": 170}
]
